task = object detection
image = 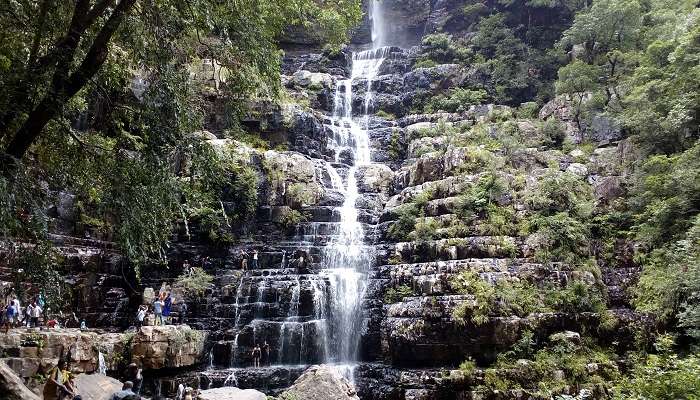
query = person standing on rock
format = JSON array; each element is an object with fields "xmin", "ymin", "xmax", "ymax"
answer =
[
  {"xmin": 251, "ymin": 250, "xmax": 259, "ymax": 269},
  {"xmin": 262, "ymin": 341, "xmax": 270, "ymax": 366},
  {"xmin": 3, "ymin": 301, "xmax": 13, "ymax": 333},
  {"xmin": 252, "ymin": 344, "xmax": 261, "ymax": 368},
  {"xmin": 153, "ymin": 297, "xmax": 163, "ymax": 326},
  {"xmin": 25, "ymin": 302, "xmax": 34, "ymax": 327},
  {"xmin": 163, "ymin": 292, "xmax": 173, "ymax": 324},
  {"xmin": 31, "ymin": 301, "xmax": 42, "ymax": 328},
  {"xmin": 11, "ymin": 296, "xmax": 21, "ymax": 327},
  {"xmin": 178, "ymin": 301, "xmax": 188, "ymax": 325},
  {"xmin": 136, "ymin": 305, "xmax": 146, "ymax": 328},
  {"xmin": 240, "ymin": 250, "xmax": 248, "ymax": 272}
]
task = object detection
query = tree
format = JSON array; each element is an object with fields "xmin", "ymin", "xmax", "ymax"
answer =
[
  {"xmin": 554, "ymin": 60, "xmax": 600, "ymax": 129},
  {"xmin": 0, "ymin": 0, "xmax": 362, "ymax": 166}
]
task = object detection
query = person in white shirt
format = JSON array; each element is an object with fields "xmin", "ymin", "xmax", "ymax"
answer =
[
  {"xmin": 252, "ymin": 250, "xmax": 259, "ymax": 269},
  {"xmin": 30, "ymin": 302, "xmax": 42, "ymax": 328}
]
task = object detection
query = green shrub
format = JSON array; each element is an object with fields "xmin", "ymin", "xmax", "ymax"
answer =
[
  {"xmin": 410, "ymin": 218, "xmax": 439, "ymax": 243},
  {"xmin": 278, "ymin": 208, "xmax": 307, "ymax": 230},
  {"xmin": 478, "ymin": 204, "xmax": 517, "ymax": 236},
  {"xmin": 418, "ymin": 33, "xmax": 472, "ymax": 65},
  {"xmin": 287, "ymin": 183, "xmax": 317, "ymax": 207},
  {"xmin": 612, "ymin": 335, "xmax": 700, "ymax": 400},
  {"xmin": 375, "ymin": 110, "xmax": 396, "ymax": 120},
  {"xmin": 451, "ymin": 270, "xmax": 495, "ymax": 326},
  {"xmin": 387, "ymin": 205, "xmax": 418, "ymax": 242},
  {"xmin": 517, "ymin": 102, "xmax": 540, "ymax": 119},
  {"xmin": 387, "ymin": 129, "xmax": 404, "ymax": 161},
  {"xmin": 457, "ymin": 172, "xmax": 511, "ymax": 220},
  {"xmin": 174, "ymin": 267, "xmax": 214, "ymax": 298},
  {"xmin": 425, "ymin": 88, "xmax": 488, "ymax": 114},
  {"xmin": 413, "ymin": 58, "xmax": 438, "ymax": 69},
  {"xmin": 384, "ymin": 284, "xmax": 414, "ymax": 303},
  {"xmin": 540, "ymin": 118, "xmax": 566, "ymax": 147},
  {"xmin": 523, "ymin": 212, "xmax": 591, "ymax": 264},
  {"xmin": 522, "ymin": 170, "xmax": 593, "ymax": 219},
  {"xmin": 544, "ymin": 280, "xmax": 607, "ymax": 314}
]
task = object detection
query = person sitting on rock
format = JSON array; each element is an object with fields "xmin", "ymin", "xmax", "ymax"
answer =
[
  {"xmin": 124, "ymin": 363, "xmax": 143, "ymax": 394},
  {"xmin": 109, "ymin": 381, "xmax": 140, "ymax": 400},
  {"xmin": 44, "ymin": 359, "xmax": 75, "ymax": 400}
]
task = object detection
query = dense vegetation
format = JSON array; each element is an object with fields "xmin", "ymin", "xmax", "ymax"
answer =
[
  {"xmin": 0, "ymin": 0, "xmax": 362, "ymax": 282},
  {"xmin": 1, "ymin": 0, "xmax": 699, "ymax": 397},
  {"xmin": 389, "ymin": 0, "xmax": 700, "ymax": 396}
]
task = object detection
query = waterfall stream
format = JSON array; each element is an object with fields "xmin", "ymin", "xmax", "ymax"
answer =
[{"xmin": 321, "ymin": 47, "xmax": 389, "ymax": 364}]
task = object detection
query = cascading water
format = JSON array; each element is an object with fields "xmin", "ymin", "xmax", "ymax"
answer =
[{"xmin": 321, "ymin": 46, "xmax": 390, "ymax": 364}]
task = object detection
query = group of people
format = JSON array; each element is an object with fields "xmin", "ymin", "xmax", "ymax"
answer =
[
  {"xmin": 2, "ymin": 294, "xmax": 45, "ymax": 332},
  {"xmin": 251, "ymin": 341, "xmax": 271, "ymax": 368},
  {"xmin": 239, "ymin": 249, "xmax": 259, "ymax": 271},
  {"xmin": 135, "ymin": 284, "xmax": 187, "ymax": 327},
  {"xmin": 238, "ymin": 249, "xmax": 311, "ymax": 273}
]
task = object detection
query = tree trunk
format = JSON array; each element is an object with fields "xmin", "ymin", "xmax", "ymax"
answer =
[{"xmin": 2, "ymin": 0, "xmax": 137, "ymax": 162}]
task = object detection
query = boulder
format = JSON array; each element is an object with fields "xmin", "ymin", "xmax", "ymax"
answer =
[
  {"xmin": 0, "ymin": 361, "xmax": 40, "ymax": 400},
  {"xmin": 281, "ymin": 365, "xmax": 360, "ymax": 400},
  {"xmin": 291, "ymin": 70, "xmax": 334, "ymax": 88},
  {"xmin": 197, "ymin": 387, "xmax": 266, "ymax": 400},
  {"xmin": 73, "ymin": 373, "xmax": 123, "ymax": 400},
  {"xmin": 130, "ymin": 326, "xmax": 207, "ymax": 370}
]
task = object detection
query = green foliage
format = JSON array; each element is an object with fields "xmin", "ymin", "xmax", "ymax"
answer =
[
  {"xmin": 630, "ymin": 144, "xmax": 700, "ymax": 246},
  {"xmin": 387, "ymin": 129, "xmax": 404, "ymax": 161},
  {"xmin": 287, "ymin": 183, "xmax": 318, "ymax": 208},
  {"xmin": 544, "ymin": 280, "xmax": 607, "ymax": 315},
  {"xmin": 9, "ymin": 242, "xmax": 71, "ymax": 313},
  {"xmin": 278, "ymin": 208, "xmax": 307, "ymax": 230},
  {"xmin": 612, "ymin": 335, "xmax": 700, "ymax": 400},
  {"xmin": 174, "ymin": 267, "xmax": 214, "ymax": 299},
  {"xmin": 479, "ymin": 332, "xmax": 619, "ymax": 396},
  {"xmin": 416, "ymin": 34, "xmax": 472, "ymax": 66},
  {"xmin": 539, "ymin": 118, "xmax": 566, "ymax": 148},
  {"xmin": 384, "ymin": 284, "xmax": 414, "ymax": 304},
  {"xmin": 374, "ymin": 110, "xmax": 396, "ymax": 120},
  {"xmin": 633, "ymin": 216, "xmax": 700, "ymax": 337},
  {"xmin": 523, "ymin": 171, "xmax": 593, "ymax": 218},
  {"xmin": 424, "ymin": 89, "xmax": 488, "ymax": 113},
  {"xmin": 387, "ymin": 190, "xmax": 435, "ymax": 242},
  {"xmin": 523, "ymin": 212, "xmax": 591, "ymax": 264},
  {"xmin": 457, "ymin": 172, "xmax": 512, "ymax": 220}
]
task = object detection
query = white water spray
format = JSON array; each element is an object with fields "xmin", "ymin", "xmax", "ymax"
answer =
[{"xmin": 322, "ymin": 46, "xmax": 390, "ymax": 363}]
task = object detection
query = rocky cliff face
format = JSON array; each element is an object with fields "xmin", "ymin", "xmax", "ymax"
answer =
[{"xmin": 1, "ymin": 4, "xmax": 652, "ymax": 400}]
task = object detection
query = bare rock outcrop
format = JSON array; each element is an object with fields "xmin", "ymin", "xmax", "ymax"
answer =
[
  {"xmin": 0, "ymin": 361, "xmax": 40, "ymax": 400},
  {"xmin": 281, "ymin": 364, "xmax": 360, "ymax": 400}
]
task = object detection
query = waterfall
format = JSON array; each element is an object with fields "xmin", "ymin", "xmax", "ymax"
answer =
[
  {"xmin": 97, "ymin": 351, "xmax": 107, "ymax": 375},
  {"xmin": 321, "ymin": 47, "xmax": 389, "ymax": 363},
  {"xmin": 370, "ymin": 0, "xmax": 387, "ymax": 49}
]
